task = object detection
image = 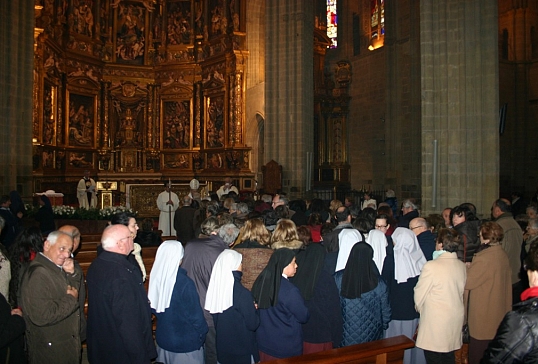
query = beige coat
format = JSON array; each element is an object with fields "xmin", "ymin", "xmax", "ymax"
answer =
[
  {"xmin": 465, "ymin": 244, "xmax": 512, "ymax": 340},
  {"xmin": 414, "ymin": 252, "xmax": 466, "ymax": 352}
]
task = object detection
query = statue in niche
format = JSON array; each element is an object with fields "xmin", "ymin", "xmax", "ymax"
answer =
[
  {"xmin": 207, "ymin": 98, "xmax": 224, "ymax": 148},
  {"xmin": 114, "ymin": 103, "xmax": 143, "ymax": 148},
  {"xmin": 194, "ymin": 1, "xmax": 204, "ymax": 36}
]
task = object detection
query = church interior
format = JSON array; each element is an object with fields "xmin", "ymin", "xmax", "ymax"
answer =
[{"xmin": 1, "ymin": 0, "xmax": 537, "ymax": 218}]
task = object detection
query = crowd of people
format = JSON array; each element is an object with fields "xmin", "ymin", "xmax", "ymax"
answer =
[{"xmin": 2, "ymin": 184, "xmax": 538, "ymax": 364}]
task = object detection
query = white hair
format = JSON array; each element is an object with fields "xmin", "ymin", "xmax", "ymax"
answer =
[{"xmin": 46, "ymin": 230, "xmax": 71, "ymax": 245}]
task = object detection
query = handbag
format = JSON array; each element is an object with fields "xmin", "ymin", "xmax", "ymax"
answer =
[
  {"xmin": 462, "ymin": 323, "xmax": 469, "ymax": 344},
  {"xmin": 412, "ymin": 323, "xmax": 419, "ymax": 341}
]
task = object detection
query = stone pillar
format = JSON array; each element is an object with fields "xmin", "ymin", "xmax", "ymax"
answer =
[
  {"xmin": 420, "ymin": 0, "xmax": 499, "ymax": 217},
  {"xmin": 265, "ymin": 0, "xmax": 314, "ymax": 196},
  {"xmin": 0, "ymin": 1, "xmax": 34, "ymax": 195}
]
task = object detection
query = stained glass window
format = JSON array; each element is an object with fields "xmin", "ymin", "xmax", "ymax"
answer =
[
  {"xmin": 369, "ymin": 0, "xmax": 385, "ymax": 50},
  {"xmin": 327, "ymin": 0, "xmax": 337, "ymax": 48}
]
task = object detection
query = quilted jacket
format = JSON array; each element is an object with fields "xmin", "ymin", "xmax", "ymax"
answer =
[{"xmin": 334, "ymin": 271, "xmax": 391, "ymax": 347}]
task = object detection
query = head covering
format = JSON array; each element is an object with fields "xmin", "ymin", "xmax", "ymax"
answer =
[
  {"xmin": 40, "ymin": 195, "xmax": 53, "ymax": 213},
  {"xmin": 251, "ymin": 248, "xmax": 295, "ymax": 309},
  {"xmin": 392, "ymin": 227, "xmax": 426, "ymax": 283},
  {"xmin": 290, "ymin": 244, "xmax": 326, "ymax": 301},
  {"xmin": 335, "ymin": 228, "xmax": 363, "ymax": 272},
  {"xmin": 205, "ymin": 250, "xmax": 243, "ymax": 314},
  {"xmin": 189, "ymin": 179, "xmax": 200, "ymax": 190},
  {"xmin": 366, "ymin": 229, "xmax": 387, "ymax": 274},
  {"xmin": 148, "ymin": 240, "xmax": 184, "ymax": 313},
  {"xmin": 341, "ymin": 242, "xmax": 379, "ymax": 299}
]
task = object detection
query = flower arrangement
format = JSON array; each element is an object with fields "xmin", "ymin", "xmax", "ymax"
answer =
[
  {"xmin": 99, "ymin": 205, "xmax": 138, "ymax": 219},
  {"xmin": 52, "ymin": 205, "xmax": 77, "ymax": 218},
  {"xmin": 44, "ymin": 205, "xmax": 138, "ymax": 220}
]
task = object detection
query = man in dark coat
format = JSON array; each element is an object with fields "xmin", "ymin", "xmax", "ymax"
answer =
[
  {"xmin": 410, "ymin": 217, "xmax": 436, "ymax": 261},
  {"xmin": 0, "ymin": 292, "xmax": 26, "ymax": 363},
  {"xmin": 0, "ymin": 195, "xmax": 20, "ymax": 248},
  {"xmin": 181, "ymin": 217, "xmax": 228, "ymax": 364},
  {"xmin": 86, "ymin": 224, "xmax": 157, "ymax": 364},
  {"xmin": 398, "ymin": 199, "xmax": 420, "ymax": 228},
  {"xmin": 174, "ymin": 195, "xmax": 196, "ymax": 244},
  {"xmin": 20, "ymin": 231, "xmax": 81, "ymax": 364}
]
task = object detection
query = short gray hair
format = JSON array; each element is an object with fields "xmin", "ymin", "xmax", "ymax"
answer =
[
  {"xmin": 201, "ymin": 216, "xmax": 220, "ymax": 235},
  {"xmin": 218, "ymin": 223, "xmax": 240, "ymax": 246},
  {"xmin": 46, "ymin": 231, "xmax": 71, "ymax": 246},
  {"xmin": 402, "ymin": 199, "xmax": 418, "ymax": 210},
  {"xmin": 236, "ymin": 202, "xmax": 249, "ymax": 214}
]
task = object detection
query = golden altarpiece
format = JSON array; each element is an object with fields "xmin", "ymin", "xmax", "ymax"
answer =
[{"xmin": 32, "ymin": 0, "xmax": 252, "ymax": 206}]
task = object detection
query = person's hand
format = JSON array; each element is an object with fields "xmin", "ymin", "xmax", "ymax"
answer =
[
  {"xmin": 11, "ymin": 308, "xmax": 22, "ymax": 316},
  {"xmin": 465, "ymin": 262, "xmax": 471, "ymax": 268},
  {"xmin": 254, "ymin": 301, "xmax": 258, "ymax": 310},
  {"xmin": 66, "ymin": 285, "xmax": 78, "ymax": 299},
  {"xmin": 63, "ymin": 257, "xmax": 75, "ymax": 274},
  {"xmin": 167, "ymin": 200, "xmax": 174, "ymax": 205}
]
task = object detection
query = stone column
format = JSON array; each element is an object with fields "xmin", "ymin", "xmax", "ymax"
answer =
[
  {"xmin": 265, "ymin": 0, "xmax": 314, "ymax": 196},
  {"xmin": 0, "ymin": 1, "xmax": 34, "ymax": 195},
  {"xmin": 420, "ymin": 0, "xmax": 499, "ymax": 217}
]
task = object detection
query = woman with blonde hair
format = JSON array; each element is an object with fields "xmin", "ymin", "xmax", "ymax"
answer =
[
  {"xmin": 328, "ymin": 199, "xmax": 343, "ymax": 223},
  {"xmin": 234, "ymin": 219, "xmax": 273, "ymax": 290},
  {"xmin": 270, "ymin": 219, "xmax": 304, "ymax": 251}
]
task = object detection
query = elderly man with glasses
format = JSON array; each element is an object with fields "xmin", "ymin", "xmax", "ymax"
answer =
[
  {"xmin": 409, "ymin": 217, "xmax": 436, "ymax": 261},
  {"xmin": 86, "ymin": 224, "xmax": 157, "ymax": 364}
]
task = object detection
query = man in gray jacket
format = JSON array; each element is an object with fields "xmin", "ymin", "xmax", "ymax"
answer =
[{"xmin": 20, "ymin": 231, "xmax": 80, "ymax": 364}]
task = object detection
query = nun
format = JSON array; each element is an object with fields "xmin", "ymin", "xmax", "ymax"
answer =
[
  {"xmin": 251, "ymin": 248, "xmax": 310, "ymax": 361},
  {"xmin": 148, "ymin": 240, "xmax": 208, "ymax": 364},
  {"xmin": 205, "ymin": 249, "xmax": 260, "ymax": 364}
]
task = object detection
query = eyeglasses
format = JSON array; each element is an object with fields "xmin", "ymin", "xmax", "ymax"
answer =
[
  {"xmin": 375, "ymin": 225, "xmax": 388, "ymax": 229},
  {"xmin": 410, "ymin": 226, "xmax": 422, "ymax": 230}
]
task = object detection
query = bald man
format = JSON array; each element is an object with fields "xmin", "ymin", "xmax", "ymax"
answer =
[{"xmin": 86, "ymin": 225, "xmax": 156, "ymax": 363}]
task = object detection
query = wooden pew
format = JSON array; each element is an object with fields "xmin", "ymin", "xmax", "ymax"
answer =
[{"xmin": 265, "ymin": 335, "xmax": 415, "ymax": 364}]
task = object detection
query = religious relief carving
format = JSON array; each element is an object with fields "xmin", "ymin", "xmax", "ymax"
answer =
[
  {"xmin": 166, "ymin": 1, "xmax": 192, "ymax": 45},
  {"xmin": 207, "ymin": 152, "xmax": 224, "ymax": 169},
  {"xmin": 163, "ymin": 153, "xmax": 190, "ymax": 169},
  {"xmin": 67, "ymin": 92, "xmax": 97, "ymax": 147},
  {"xmin": 69, "ymin": 0, "xmax": 95, "ymax": 37},
  {"xmin": 68, "ymin": 151, "xmax": 94, "ymax": 168},
  {"xmin": 162, "ymin": 100, "xmax": 191, "ymax": 149},
  {"xmin": 209, "ymin": 0, "xmax": 226, "ymax": 38},
  {"xmin": 115, "ymin": 3, "xmax": 146, "ymax": 64}
]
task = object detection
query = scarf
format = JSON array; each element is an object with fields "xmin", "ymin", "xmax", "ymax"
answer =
[
  {"xmin": 366, "ymin": 229, "xmax": 388, "ymax": 274},
  {"xmin": 392, "ymin": 227, "xmax": 426, "ymax": 283},
  {"xmin": 290, "ymin": 244, "xmax": 326, "ymax": 301},
  {"xmin": 521, "ymin": 286, "xmax": 538, "ymax": 301},
  {"xmin": 335, "ymin": 228, "xmax": 363, "ymax": 272},
  {"xmin": 148, "ymin": 240, "xmax": 184, "ymax": 313},
  {"xmin": 251, "ymin": 248, "xmax": 295, "ymax": 309},
  {"xmin": 341, "ymin": 242, "xmax": 379, "ymax": 299},
  {"xmin": 205, "ymin": 250, "xmax": 243, "ymax": 314}
]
